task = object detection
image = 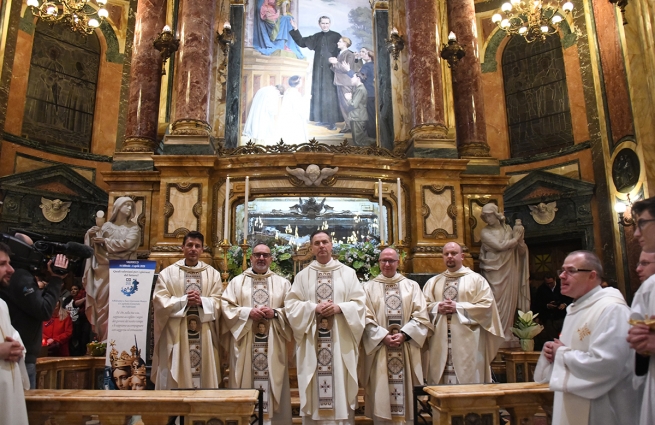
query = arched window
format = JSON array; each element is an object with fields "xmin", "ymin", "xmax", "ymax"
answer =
[
  {"xmin": 22, "ymin": 22, "xmax": 100, "ymax": 152},
  {"xmin": 502, "ymin": 35, "xmax": 574, "ymax": 158}
]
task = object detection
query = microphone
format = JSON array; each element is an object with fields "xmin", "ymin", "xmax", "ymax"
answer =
[{"xmin": 63, "ymin": 241, "xmax": 94, "ymax": 259}]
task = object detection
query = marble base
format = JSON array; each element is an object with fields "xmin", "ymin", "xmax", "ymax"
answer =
[
  {"xmin": 405, "ymin": 138, "xmax": 458, "ymax": 158},
  {"xmin": 111, "ymin": 152, "xmax": 155, "ymax": 171},
  {"xmin": 463, "ymin": 157, "xmax": 501, "ymax": 175},
  {"xmin": 162, "ymin": 134, "xmax": 216, "ymax": 155}
]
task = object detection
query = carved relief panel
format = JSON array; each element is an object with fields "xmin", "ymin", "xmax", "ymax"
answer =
[
  {"xmin": 422, "ymin": 185, "xmax": 457, "ymax": 238},
  {"xmin": 164, "ymin": 183, "xmax": 202, "ymax": 238}
]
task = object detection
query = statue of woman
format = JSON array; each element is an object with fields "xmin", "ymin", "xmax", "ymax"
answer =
[
  {"xmin": 83, "ymin": 197, "xmax": 140, "ymax": 341},
  {"xmin": 479, "ymin": 203, "xmax": 530, "ymax": 346}
]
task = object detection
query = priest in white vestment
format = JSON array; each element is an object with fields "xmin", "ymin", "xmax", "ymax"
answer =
[
  {"xmin": 285, "ymin": 230, "xmax": 366, "ymax": 425},
  {"xmin": 0, "ymin": 244, "xmax": 29, "ymax": 424},
  {"xmin": 361, "ymin": 248, "xmax": 431, "ymax": 425},
  {"xmin": 152, "ymin": 232, "xmax": 223, "ymax": 389},
  {"xmin": 423, "ymin": 242, "xmax": 504, "ymax": 385},
  {"xmin": 627, "ymin": 197, "xmax": 655, "ymax": 425},
  {"xmin": 535, "ymin": 250, "xmax": 640, "ymax": 425},
  {"xmin": 222, "ymin": 243, "xmax": 293, "ymax": 424}
]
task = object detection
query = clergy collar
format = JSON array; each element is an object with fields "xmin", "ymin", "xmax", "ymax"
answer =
[
  {"xmin": 177, "ymin": 260, "xmax": 210, "ymax": 273},
  {"xmin": 309, "ymin": 258, "xmax": 341, "ymax": 271},
  {"xmin": 442, "ymin": 266, "xmax": 472, "ymax": 279},
  {"xmin": 373, "ymin": 273, "xmax": 404, "ymax": 284},
  {"xmin": 572, "ymin": 284, "xmax": 601, "ymax": 304},
  {"xmin": 243, "ymin": 268, "xmax": 274, "ymax": 278}
]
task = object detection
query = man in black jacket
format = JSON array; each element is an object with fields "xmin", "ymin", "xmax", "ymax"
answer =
[
  {"xmin": 531, "ymin": 274, "xmax": 571, "ymax": 350},
  {"xmin": 0, "ymin": 234, "xmax": 68, "ymax": 388}
]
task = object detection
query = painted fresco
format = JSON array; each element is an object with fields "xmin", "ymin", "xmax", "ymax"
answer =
[{"xmin": 240, "ymin": 0, "xmax": 375, "ymax": 147}]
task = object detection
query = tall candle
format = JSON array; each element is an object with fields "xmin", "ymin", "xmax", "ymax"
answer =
[
  {"xmin": 223, "ymin": 177, "xmax": 230, "ymax": 242},
  {"xmin": 397, "ymin": 178, "xmax": 402, "ymax": 243},
  {"xmin": 378, "ymin": 179, "xmax": 384, "ymax": 245},
  {"xmin": 243, "ymin": 176, "xmax": 249, "ymax": 244}
]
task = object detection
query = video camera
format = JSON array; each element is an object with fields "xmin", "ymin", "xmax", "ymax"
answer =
[{"xmin": 0, "ymin": 232, "xmax": 94, "ymax": 277}]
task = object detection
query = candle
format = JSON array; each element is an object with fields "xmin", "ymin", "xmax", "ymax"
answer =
[
  {"xmin": 378, "ymin": 179, "xmax": 384, "ymax": 245},
  {"xmin": 244, "ymin": 176, "xmax": 249, "ymax": 244},
  {"xmin": 397, "ymin": 178, "xmax": 402, "ymax": 243},
  {"xmin": 223, "ymin": 177, "xmax": 230, "ymax": 242},
  {"xmin": 391, "ymin": 27, "xmax": 398, "ymax": 35},
  {"xmin": 163, "ymin": 25, "xmax": 171, "ymax": 33},
  {"xmin": 224, "ymin": 21, "xmax": 231, "ymax": 29},
  {"xmin": 448, "ymin": 31, "xmax": 457, "ymax": 41}
]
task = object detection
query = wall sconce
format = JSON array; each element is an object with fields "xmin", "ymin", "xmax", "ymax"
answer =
[
  {"xmin": 614, "ymin": 201, "xmax": 634, "ymax": 227},
  {"xmin": 153, "ymin": 25, "xmax": 179, "ymax": 76},
  {"xmin": 440, "ymin": 32, "xmax": 466, "ymax": 68},
  {"xmin": 217, "ymin": 22, "xmax": 234, "ymax": 61},
  {"xmin": 609, "ymin": 0, "xmax": 629, "ymax": 25},
  {"xmin": 386, "ymin": 27, "xmax": 404, "ymax": 71}
]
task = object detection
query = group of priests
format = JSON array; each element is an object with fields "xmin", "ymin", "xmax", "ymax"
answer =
[{"xmin": 151, "ymin": 230, "xmax": 504, "ymax": 424}]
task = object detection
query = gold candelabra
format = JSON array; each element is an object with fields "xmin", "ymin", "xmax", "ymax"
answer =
[
  {"xmin": 440, "ymin": 32, "xmax": 466, "ymax": 68},
  {"xmin": 492, "ymin": 0, "xmax": 573, "ymax": 44},
  {"xmin": 386, "ymin": 28, "xmax": 405, "ymax": 71}
]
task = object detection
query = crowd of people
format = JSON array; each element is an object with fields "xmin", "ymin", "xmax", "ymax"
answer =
[{"xmin": 2, "ymin": 194, "xmax": 655, "ymax": 424}]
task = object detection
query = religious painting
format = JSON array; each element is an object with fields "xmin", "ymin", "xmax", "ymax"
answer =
[
  {"xmin": 22, "ymin": 22, "xmax": 100, "ymax": 151},
  {"xmin": 240, "ymin": 0, "xmax": 375, "ymax": 147}
]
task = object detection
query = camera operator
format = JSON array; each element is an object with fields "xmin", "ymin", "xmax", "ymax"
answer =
[{"xmin": 0, "ymin": 233, "xmax": 68, "ymax": 389}]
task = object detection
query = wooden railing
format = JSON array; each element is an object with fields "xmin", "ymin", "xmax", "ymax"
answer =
[
  {"xmin": 36, "ymin": 356, "xmax": 106, "ymax": 389},
  {"xmin": 26, "ymin": 389, "xmax": 259, "ymax": 425},
  {"xmin": 424, "ymin": 382, "xmax": 552, "ymax": 425}
]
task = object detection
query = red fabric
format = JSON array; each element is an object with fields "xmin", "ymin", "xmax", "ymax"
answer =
[{"xmin": 42, "ymin": 315, "xmax": 73, "ymax": 356}]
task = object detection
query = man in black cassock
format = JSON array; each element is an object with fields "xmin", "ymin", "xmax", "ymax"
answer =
[{"xmin": 290, "ymin": 16, "xmax": 342, "ymax": 131}]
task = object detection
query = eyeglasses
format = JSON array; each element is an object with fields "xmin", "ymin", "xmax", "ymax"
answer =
[
  {"xmin": 379, "ymin": 259, "xmax": 399, "ymax": 265},
  {"xmin": 636, "ymin": 218, "xmax": 655, "ymax": 231},
  {"xmin": 252, "ymin": 253, "xmax": 271, "ymax": 259},
  {"xmin": 637, "ymin": 261, "xmax": 655, "ymax": 267},
  {"xmin": 557, "ymin": 267, "xmax": 593, "ymax": 276}
]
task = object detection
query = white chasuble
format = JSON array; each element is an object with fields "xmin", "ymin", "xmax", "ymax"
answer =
[
  {"xmin": 152, "ymin": 260, "xmax": 222, "ymax": 390},
  {"xmin": 0, "ymin": 299, "xmax": 29, "ymax": 425},
  {"xmin": 362, "ymin": 274, "xmax": 430, "ymax": 424},
  {"xmin": 423, "ymin": 267, "xmax": 503, "ymax": 385},
  {"xmin": 631, "ymin": 274, "xmax": 655, "ymax": 425},
  {"xmin": 535, "ymin": 286, "xmax": 641, "ymax": 425},
  {"xmin": 285, "ymin": 259, "xmax": 366, "ymax": 424},
  {"xmin": 221, "ymin": 268, "xmax": 292, "ymax": 424}
]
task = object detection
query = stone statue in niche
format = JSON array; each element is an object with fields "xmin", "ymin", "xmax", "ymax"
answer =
[
  {"xmin": 478, "ymin": 203, "xmax": 530, "ymax": 346},
  {"xmin": 83, "ymin": 197, "xmax": 140, "ymax": 341},
  {"xmin": 286, "ymin": 164, "xmax": 338, "ymax": 186},
  {"xmin": 529, "ymin": 201, "xmax": 558, "ymax": 224},
  {"xmin": 40, "ymin": 197, "xmax": 72, "ymax": 223}
]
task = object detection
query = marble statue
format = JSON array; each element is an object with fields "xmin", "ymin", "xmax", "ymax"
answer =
[
  {"xmin": 83, "ymin": 197, "xmax": 140, "ymax": 341},
  {"xmin": 478, "ymin": 203, "xmax": 530, "ymax": 346}
]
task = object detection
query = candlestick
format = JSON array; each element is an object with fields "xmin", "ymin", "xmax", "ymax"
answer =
[
  {"xmin": 378, "ymin": 179, "xmax": 384, "ymax": 245},
  {"xmin": 223, "ymin": 177, "xmax": 230, "ymax": 243},
  {"xmin": 243, "ymin": 176, "xmax": 249, "ymax": 244},
  {"xmin": 396, "ymin": 178, "xmax": 402, "ymax": 243}
]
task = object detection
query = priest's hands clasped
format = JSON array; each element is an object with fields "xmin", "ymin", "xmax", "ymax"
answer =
[
  {"xmin": 249, "ymin": 306, "xmax": 275, "ymax": 321},
  {"xmin": 543, "ymin": 338, "xmax": 565, "ymax": 363},
  {"xmin": 315, "ymin": 300, "xmax": 341, "ymax": 317},
  {"xmin": 437, "ymin": 299, "xmax": 457, "ymax": 315},
  {"xmin": 383, "ymin": 332, "xmax": 406, "ymax": 348},
  {"xmin": 186, "ymin": 289, "xmax": 202, "ymax": 306}
]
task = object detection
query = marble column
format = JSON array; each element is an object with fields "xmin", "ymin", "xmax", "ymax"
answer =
[
  {"xmin": 170, "ymin": 0, "xmax": 217, "ymax": 135},
  {"xmin": 447, "ymin": 0, "xmax": 490, "ymax": 158},
  {"xmin": 405, "ymin": 0, "xmax": 448, "ymax": 142},
  {"xmin": 121, "ymin": 0, "xmax": 167, "ymax": 152}
]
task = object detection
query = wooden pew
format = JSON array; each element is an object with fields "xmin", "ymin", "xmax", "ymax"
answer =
[
  {"xmin": 25, "ymin": 389, "xmax": 259, "ymax": 425},
  {"xmin": 424, "ymin": 382, "xmax": 553, "ymax": 425},
  {"xmin": 36, "ymin": 356, "xmax": 105, "ymax": 389}
]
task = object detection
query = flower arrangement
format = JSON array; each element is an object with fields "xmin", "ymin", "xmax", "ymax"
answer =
[
  {"xmin": 333, "ymin": 242, "xmax": 381, "ymax": 282},
  {"xmin": 225, "ymin": 243, "xmax": 294, "ymax": 281},
  {"xmin": 511, "ymin": 310, "xmax": 544, "ymax": 351}
]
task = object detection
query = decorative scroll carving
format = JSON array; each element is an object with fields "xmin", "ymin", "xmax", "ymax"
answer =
[
  {"xmin": 529, "ymin": 202, "xmax": 558, "ymax": 225},
  {"xmin": 422, "ymin": 185, "xmax": 457, "ymax": 239},
  {"xmin": 164, "ymin": 182, "xmax": 202, "ymax": 238},
  {"xmin": 217, "ymin": 139, "xmax": 406, "ymax": 159},
  {"xmin": 412, "ymin": 245, "xmax": 469, "ymax": 254},
  {"xmin": 151, "ymin": 245, "xmax": 212, "ymax": 253}
]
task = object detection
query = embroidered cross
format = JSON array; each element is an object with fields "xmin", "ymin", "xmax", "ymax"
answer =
[
  {"xmin": 320, "ymin": 381, "xmax": 331, "ymax": 394},
  {"xmin": 391, "ymin": 388, "xmax": 402, "ymax": 401},
  {"xmin": 257, "ymin": 384, "xmax": 266, "ymax": 394},
  {"xmin": 577, "ymin": 324, "xmax": 591, "ymax": 341}
]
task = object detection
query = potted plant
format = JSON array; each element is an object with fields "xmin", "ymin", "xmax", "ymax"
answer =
[{"xmin": 511, "ymin": 310, "xmax": 544, "ymax": 351}]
